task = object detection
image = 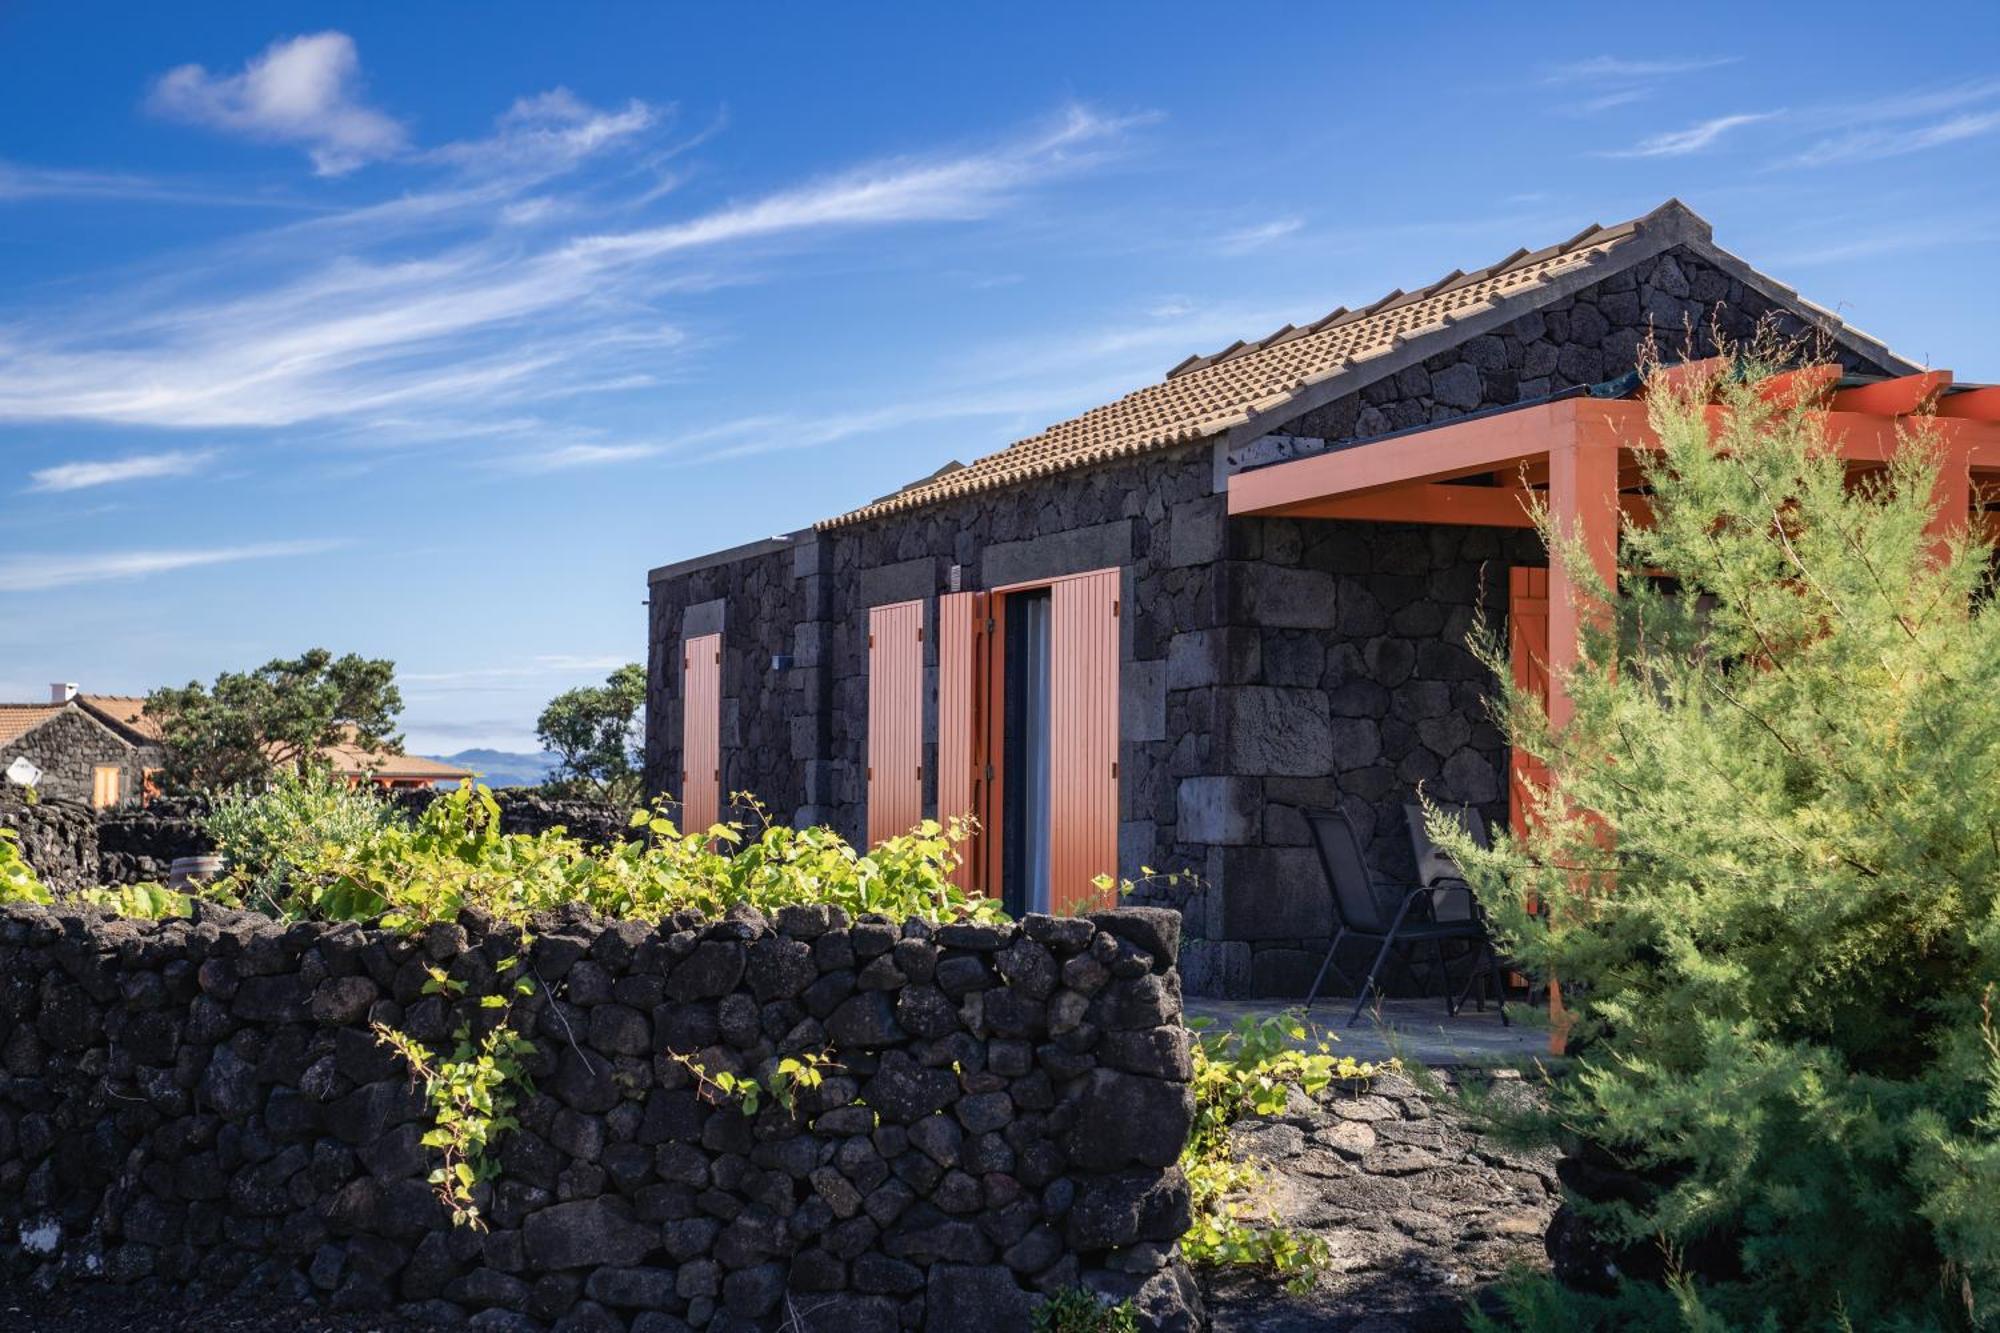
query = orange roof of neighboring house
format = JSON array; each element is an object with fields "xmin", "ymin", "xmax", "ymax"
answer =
[
  {"xmin": 0, "ymin": 705, "xmax": 63, "ymax": 746},
  {"xmin": 818, "ymin": 200, "xmax": 1910, "ymax": 529},
  {"xmin": 77, "ymin": 694, "xmax": 165, "ymax": 742},
  {"xmin": 318, "ymin": 730, "xmax": 473, "ymax": 781}
]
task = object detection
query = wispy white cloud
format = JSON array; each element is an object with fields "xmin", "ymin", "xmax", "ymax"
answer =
[
  {"xmin": 0, "ymin": 160, "xmax": 318, "ymax": 210},
  {"xmin": 148, "ymin": 32, "xmax": 407, "ymax": 176},
  {"xmin": 1767, "ymin": 216, "xmax": 2000, "ymax": 267},
  {"xmin": 26, "ymin": 448, "xmax": 218, "ymax": 492},
  {"xmin": 433, "ymin": 88, "xmax": 659, "ymax": 178},
  {"xmin": 0, "ymin": 539, "xmax": 338, "ymax": 592},
  {"xmin": 1604, "ymin": 112, "xmax": 1777, "ymax": 158},
  {"xmin": 1542, "ymin": 54, "xmax": 1739, "ymax": 118},
  {"xmin": 1543, "ymin": 55, "xmax": 1739, "ymax": 84},
  {"xmin": 0, "ymin": 104, "xmax": 1139, "ymax": 434},
  {"xmin": 1790, "ymin": 108, "xmax": 2000, "ymax": 167},
  {"xmin": 564, "ymin": 106, "xmax": 1135, "ymax": 265},
  {"xmin": 402, "ymin": 653, "xmax": 630, "ymax": 685},
  {"xmin": 507, "ymin": 441, "xmax": 670, "ymax": 472},
  {"xmin": 1562, "ymin": 88, "xmax": 1654, "ymax": 117},
  {"xmin": 1217, "ymin": 216, "xmax": 1303, "ymax": 255}
]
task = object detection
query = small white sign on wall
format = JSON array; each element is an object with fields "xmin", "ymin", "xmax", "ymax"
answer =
[{"xmin": 6, "ymin": 757, "xmax": 42, "ymax": 787}]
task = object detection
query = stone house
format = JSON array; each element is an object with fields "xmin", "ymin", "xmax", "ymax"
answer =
[
  {"xmin": 643, "ymin": 200, "xmax": 1920, "ymax": 997},
  {"xmin": 0, "ymin": 687, "xmax": 165, "ymax": 808},
  {"xmin": 0, "ymin": 687, "xmax": 471, "ymax": 806}
]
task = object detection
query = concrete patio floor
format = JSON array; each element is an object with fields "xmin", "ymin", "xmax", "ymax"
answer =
[{"xmin": 1184, "ymin": 994, "xmax": 1558, "ymax": 1068}]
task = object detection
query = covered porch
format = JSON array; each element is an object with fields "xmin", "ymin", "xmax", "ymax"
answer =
[{"xmin": 1220, "ymin": 367, "xmax": 2000, "ymax": 1022}]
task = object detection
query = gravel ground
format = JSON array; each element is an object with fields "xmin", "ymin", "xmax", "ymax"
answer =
[{"xmin": 1201, "ymin": 1068, "xmax": 1559, "ymax": 1333}]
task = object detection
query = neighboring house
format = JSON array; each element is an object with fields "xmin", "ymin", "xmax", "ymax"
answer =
[
  {"xmin": 0, "ymin": 687, "xmax": 164, "ymax": 808},
  {"xmin": 643, "ymin": 200, "xmax": 1955, "ymax": 997},
  {"xmin": 0, "ymin": 685, "xmax": 471, "ymax": 804}
]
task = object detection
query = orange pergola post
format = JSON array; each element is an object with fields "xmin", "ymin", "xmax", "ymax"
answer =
[
  {"xmin": 1927, "ymin": 438, "xmax": 1973, "ymax": 559},
  {"xmin": 1546, "ymin": 440, "xmax": 1621, "ymax": 728},
  {"xmin": 1542, "ymin": 439, "xmax": 1620, "ymax": 1052}
]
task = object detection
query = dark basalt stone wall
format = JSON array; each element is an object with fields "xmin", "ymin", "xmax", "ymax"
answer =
[
  {"xmin": 96, "ymin": 796, "xmax": 215, "ymax": 885},
  {"xmin": 6, "ymin": 793, "xmax": 632, "ymax": 896},
  {"xmin": 0, "ymin": 902, "xmax": 1200, "ymax": 1332},
  {"xmin": 0, "ymin": 796, "xmax": 96, "ymax": 898}
]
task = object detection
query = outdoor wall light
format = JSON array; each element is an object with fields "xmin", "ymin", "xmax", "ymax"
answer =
[{"xmin": 770, "ymin": 654, "xmax": 795, "ymax": 672}]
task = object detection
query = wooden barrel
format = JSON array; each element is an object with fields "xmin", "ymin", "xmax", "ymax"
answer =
[{"xmin": 167, "ymin": 855, "xmax": 225, "ymax": 890}]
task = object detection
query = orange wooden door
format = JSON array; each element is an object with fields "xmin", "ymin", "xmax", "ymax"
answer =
[
  {"xmin": 867, "ymin": 599, "xmax": 925, "ymax": 846},
  {"xmin": 1508, "ymin": 567, "xmax": 1551, "ymax": 835},
  {"xmin": 1049, "ymin": 569, "xmax": 1120, "ymax": 914},
  {"xmin": 681, "ymin": 633, "xmax": 721, "ymax": 833},
  {"xmin": 936, "ymin": 591, "xmax": 985, "ymax": 888}
]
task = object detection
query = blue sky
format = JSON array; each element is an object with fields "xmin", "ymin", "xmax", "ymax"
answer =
[{"xmin": 3, "ymin": 3, "xmax": 1997, "ymax": 755}]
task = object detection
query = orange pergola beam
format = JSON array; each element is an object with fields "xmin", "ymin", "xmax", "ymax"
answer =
[
  {"xmin": 1757, "ymin": 364, "xmax": 1842, "ymax": 408},
  {"xmin": 1284, "ymin": 483, "xmax": 1656, "ymax": 530},
  {"xmin": 1226, "ymin": 399, "xmax": 1580, "ymax": 514},
  {"xmin": 1940, "ymin": 386, "xmax": 2000, "ymax": 422},
  {"xmin": 1831, "ymin": 369, "xmax": 1952, "ymax": 416},
  {"xmin": 1231, "ymin": 395, "xmax": 2000, "ymax": 518},
  {"xmin": 1570, "ymin": 399, "xmax": 2000, "ymax": 468}
]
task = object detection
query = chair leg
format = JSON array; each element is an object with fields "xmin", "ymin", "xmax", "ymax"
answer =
[
  {"xmin": 1304, "ymin": 927, "xmax": 1348, "ymax": 1012},
  {"xmin": 1490, "ymin": 943, "xmax": 1510, "ymax": 1027},
  {"xmin": 1432, "ymin": 938, "xmax": 1453, "ymax": 1015},
  {"xmin": 1450, "ymin": 940, "xmax": 1485, "ymax": 1016},
  {"xmin": 1347, "ymin": 929, "xmax": 1403, "ymax": 1028}
]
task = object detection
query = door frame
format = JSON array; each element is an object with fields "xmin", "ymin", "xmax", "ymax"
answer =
[{"xmin": 969, "ymin": 568, "xmax": 1121, "ymax": 912}]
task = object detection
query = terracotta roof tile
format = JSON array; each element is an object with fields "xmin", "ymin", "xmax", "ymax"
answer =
[
  {"xmin": 78, "ymin": 694, "xmax": 164, "ymax": 742},
  {"xmin": 0, "ymin": 705, "xmax": 62, "ymax": 747},
  {"xmin": 821, "ymin": 206, "xmax": 1659, "ymax": 528}
]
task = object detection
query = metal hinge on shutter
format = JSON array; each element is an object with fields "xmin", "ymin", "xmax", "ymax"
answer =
[
  {"xmin": 916, "ymin": 627, "xmax": 924, "ymax": 643},
  {"xmin": 1112, "ymin": 599, "xmax": 1120, "ymax": 617},
  {"xmin": 868, "ymin": 633, "xmax": 874, "ymax": 649},
  {"xmin": 867, "ymin": 766, "xmax": 873, "ymax": 781},
  {"xmin": 916, "ymin": 765, "xmax": 923, "ymax": 781},
  {"xmin": 1111, "ymin": 761, "xmax": 1120, "ymax": 779}
]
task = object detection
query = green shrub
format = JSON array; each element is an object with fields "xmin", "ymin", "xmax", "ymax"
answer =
[
  {"xmin": 203, "ymin": 767, "xmax": 401, "ymax": 910},
  {"xmin": 267, "ymin": 784, "xmax": 1001, "ymax": 928},
  {"xmin": 1443, "ymin": 349, "xmax": 2000, "ymax": 1329},
  {"xmin": 0, "ymin": 829, "xmax": 48, "ymax": 905},
  {"xmin": 1031, "ymin": 1287, "xmax": 1138, "ymax": 1333},
  {"xmin": 1181, "ymin": 1010, "xmax": 1374, "ymax": 1291}
]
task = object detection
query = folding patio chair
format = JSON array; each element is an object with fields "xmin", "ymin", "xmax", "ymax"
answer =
[
  {"xmin": 1301, "ymin": 806, "xmax": 1508, "ymax": 1028},
  {"xmin": 1404, "ymin": 801, "xmax": 1506, "ymax": 1012}
]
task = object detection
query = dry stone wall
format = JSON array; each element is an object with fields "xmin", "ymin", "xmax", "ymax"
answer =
[
  {"xmin": 0, "ymin": 797, "xmax": 96, "ymax": 899},
  {"xmin": 0, "ymin": 902, "xmax": 1200, "ymax": 1332}
]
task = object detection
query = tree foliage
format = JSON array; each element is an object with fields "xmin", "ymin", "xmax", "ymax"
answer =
[
  {"xmin": 146, "ymin": 648, "xmax": 402, "ymax": 792},
  {"xmin": 1447, "ymin": 346, "xmax": 2000, "ymax": 1329},
  {"xmin": 534, "ymin": 663, "xmax": 645, "ymax": 802}
]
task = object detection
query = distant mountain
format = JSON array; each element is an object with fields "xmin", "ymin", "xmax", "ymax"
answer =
[{"xmin": 442, "ymin": 749, "xmax": 559, "ymax": 789}]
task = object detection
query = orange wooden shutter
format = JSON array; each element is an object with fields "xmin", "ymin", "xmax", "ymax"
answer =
[
  {"xmin": 1049, "ymin": 569, "xmax": 1120, "ymax": 914},
  {"xmin": 867, "ymin": 599, "xmax": 924, "ymax": 846},
  {"xmin": 1508, "ymin": 567, "xmax": 1551, "ymax": 835},
  {"xmin": 936, "ymin": 591, "xmax": 983, "ymax": 888},
  {"xmin": 681, "ymin": 632, "xmax": 721, "ymax": 833}
]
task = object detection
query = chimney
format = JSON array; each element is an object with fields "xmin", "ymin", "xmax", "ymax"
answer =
[{"xmin": 50, "ymin": 683, "xmax": 77, "ymax": 704}]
